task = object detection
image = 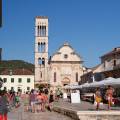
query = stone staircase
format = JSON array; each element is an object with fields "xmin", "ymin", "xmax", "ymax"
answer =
[
  {"xmin": 53, "ymin": 106, "xmax": 120, "ymax": 120},
  {"xmin": 77, "ymin": 111, "xmax": 120, "ymax": 120}
]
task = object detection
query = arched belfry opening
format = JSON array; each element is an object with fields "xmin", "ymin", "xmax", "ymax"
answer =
[
  {"xmin": 38, "ymin": 42, "xmax": 46, "ymax": 53},
  {"xmin": 37, "ymin": 25, "xmax": 46, "ymax": 37}
]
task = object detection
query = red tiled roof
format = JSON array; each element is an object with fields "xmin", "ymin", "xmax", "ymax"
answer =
[
  {"xmin": 101, "ymin": 47, "xmax": 120, "ymax": 58},
  {"xmin": 1, "ymin": 68, "xmax": 34, "ymax": 75}
]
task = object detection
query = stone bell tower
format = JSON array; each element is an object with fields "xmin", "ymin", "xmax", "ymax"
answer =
[{"xmin": 35, "ymin": 16, "xmax": 48, "ymax": 85}]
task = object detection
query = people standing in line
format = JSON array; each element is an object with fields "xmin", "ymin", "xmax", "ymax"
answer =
[
  {"xmin": 95, "ymin": 87, "xmax": 102, "ymax": 110},
  {"xmin": 105, "ymin": 85, "xmax": 114, "ymax": 110}
]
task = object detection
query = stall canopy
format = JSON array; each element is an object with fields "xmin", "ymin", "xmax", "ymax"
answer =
[
  {"xmin": 89, "ymin": 77, "xmax": 120, "ymax": 88},
  {"xmin": 64, "ymin": 77, "xmax": 120, "ymax": 89},
  {"xmin": 64, "ymin": 83, "xmax": 80, "ymax": 89}
]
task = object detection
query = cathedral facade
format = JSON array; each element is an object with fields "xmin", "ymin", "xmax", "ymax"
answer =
[
  {"xmin": 35, "ymin": 16, "xmax": 84, "ymax": 90},
  {"xmin": 49, "ymin": 43, "xmax": 83, "ymax": 90}
]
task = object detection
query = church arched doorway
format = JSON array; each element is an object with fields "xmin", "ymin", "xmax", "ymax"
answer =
[{"xmin": 61, "ymin": 77, "xmax": 70, "ymax": 86}]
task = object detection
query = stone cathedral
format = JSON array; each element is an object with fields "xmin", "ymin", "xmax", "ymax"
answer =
[{"xmin": 35, "ymin": 16, "xmax": 84, "ymax": 90}]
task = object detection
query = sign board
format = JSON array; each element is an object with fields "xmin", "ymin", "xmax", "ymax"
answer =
[
  {"xmin": 63, "ymin": 93, "xmax": 67, "ymax": 99},
  {"xmin": 71, "ymin": 92, "xmax": 80, "ymax": 103}
]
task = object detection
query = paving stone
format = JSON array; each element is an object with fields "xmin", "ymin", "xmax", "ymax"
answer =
[{"xmin": 8, "ymin": 107, "xmax": 73, "ymax": 120}]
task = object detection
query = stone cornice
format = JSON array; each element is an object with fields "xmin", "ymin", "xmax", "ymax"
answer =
[{"xmin": 50, "ymin": 61, "xmax": 83, "ymax": 64}]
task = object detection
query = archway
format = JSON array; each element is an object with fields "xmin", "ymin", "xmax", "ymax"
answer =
[{"xmin": 61, "ymin": 77, "xmax": 70, "ymax": 86}]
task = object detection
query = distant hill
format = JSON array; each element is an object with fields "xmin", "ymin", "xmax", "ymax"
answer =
[{"xmin": 0, "ymin": 60, "xmax": 34, "ymax": 72}]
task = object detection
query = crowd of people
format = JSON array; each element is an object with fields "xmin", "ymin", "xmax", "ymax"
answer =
[
  {"xmin": 0, "ymin": 87, "xmax": 62, "ymax": 120},
  {"xmin": 0, "ymin": 84, "xmax": 116, "ymax": 120},
  {"xmin": 22, "ymin": 88, "xmax": 55, "ymax": 113},
  {"xmin": 0, "ymin": 89, "xmax": 21, "ymax": 120}
]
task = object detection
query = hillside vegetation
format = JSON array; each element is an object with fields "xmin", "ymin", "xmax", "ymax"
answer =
[{"xmin": 0, "ymin": 60, "xmax": 34, "ymax": 72}]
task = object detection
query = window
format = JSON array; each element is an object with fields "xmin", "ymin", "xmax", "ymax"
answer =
[
  {"xmin": 18, "ymin": 78, "xmax": 22, "ymax": 83},
  {"xmin": 11, "ymin": 78, "xmax": 14, "ymax": 83},
  {"xmin": 38, "ymin": 58, "xmax": 42, "ymax": 65},
  {"xmin": 64, "ymin": 54, "xmax": 68, "ymax": 59},
  {"xmin": 4, "ymin": 87, "xmax": 6, "ymax": 90},
  {"xmin": 113, "ymin": 60, "xmax": 116, "ymax": 66},
  {"xmin": 27, "ymin": 78, "xmax": 30, "ymax": 83},
  {"xmin": 42, "ymin": 58, "xmax": 45, "ymax": 65},
  {"xmin": 18, "ymin": 87, "xmax": 21, "ymax": 92},
  {"xmin": 104, "ymin": 62, "xmax": 106, "ymax": 68},
  {"xmin": 11, "ymin": 87, "xmax": 14, "ymax": 91},
  {"xmin": 76, "ymin": 72, "xmax": 78, "ymax": 82},
  {"xmin": 3, "ymin": 78, "xmax": 7, "ymax": 83},
  {"xmin": 54, "ymin": 72, "xmax": 56, "ymax": 82},
  {"xmin": 40, "ymin": 71, "xmax": 42, "ymax": 78},
  {"xmin": 27, "ymin": 87, "xmax": 30, "ymax": 91}
]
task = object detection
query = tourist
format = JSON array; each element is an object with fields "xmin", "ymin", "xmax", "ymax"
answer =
[
  {"xmin": 105, "ymin": 85, "xmax": 114, "ymax": 110},
  {"xmin": 40, "ymin": 90, "xmax": 47, "ymax": 112},
  {"xmin": 0, "ymin": 90, "xmax": 9, "ymax": 120},
  {"xmin": 15, "ymin": 92, "xmax": 20, "ymax": 108},
  {"xmin": 48, "ymin": 90, "xmax": 54, "ymax": 112},
  {"xmin": 44, "ymin": 86, "xmax": 49, "ymax": 95},
  {"xmin": 29, "ymin": 90, "xmax": 36, "ymax": 113},
  {"xmin": 36, "ymin": 91, "xmax": 43, "ymax": 112},
  {"xmin": 95, "ymin": 87, "xmax": 102, "ymax": 110},
  {"xmin": 23, "ymin": 92, "xmax": 30, "ymax": 112},
  {"xmin": 56, "ymin": 88, "xmax": 61, "ymax": 101}
]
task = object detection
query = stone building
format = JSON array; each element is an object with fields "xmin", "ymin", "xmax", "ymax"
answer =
[
  {"xmin": 80, "ymin": 47, "xmax": 120, "ymax": 84},
  {"xmin": 49, "ymin": 42, "xmax": 83, "ymax": 90},
  {"xmin": 100, "ymin": 47, "xmax": 120, "ymax": 78},
  {"xmin": 0, "ymin": 68, "xmax": 34, "ymax": 93},
  {"xmin": 34, "ymin": 16, "xmax": 84, "ymax": 89}
]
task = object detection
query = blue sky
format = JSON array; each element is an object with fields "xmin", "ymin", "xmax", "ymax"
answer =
[{"xmin": 0, "ymin": 0, "xmax": 120, "ymax": 67}]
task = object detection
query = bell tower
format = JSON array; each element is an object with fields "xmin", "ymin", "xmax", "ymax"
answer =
[{"xmin": 35, "ymin": 16, "xmax": 48, "ymax": 85}]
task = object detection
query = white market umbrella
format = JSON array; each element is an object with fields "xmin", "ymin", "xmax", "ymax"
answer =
[{"xmin": 105, "ymin": 77, "xmax": 120, "ymax": 86}]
